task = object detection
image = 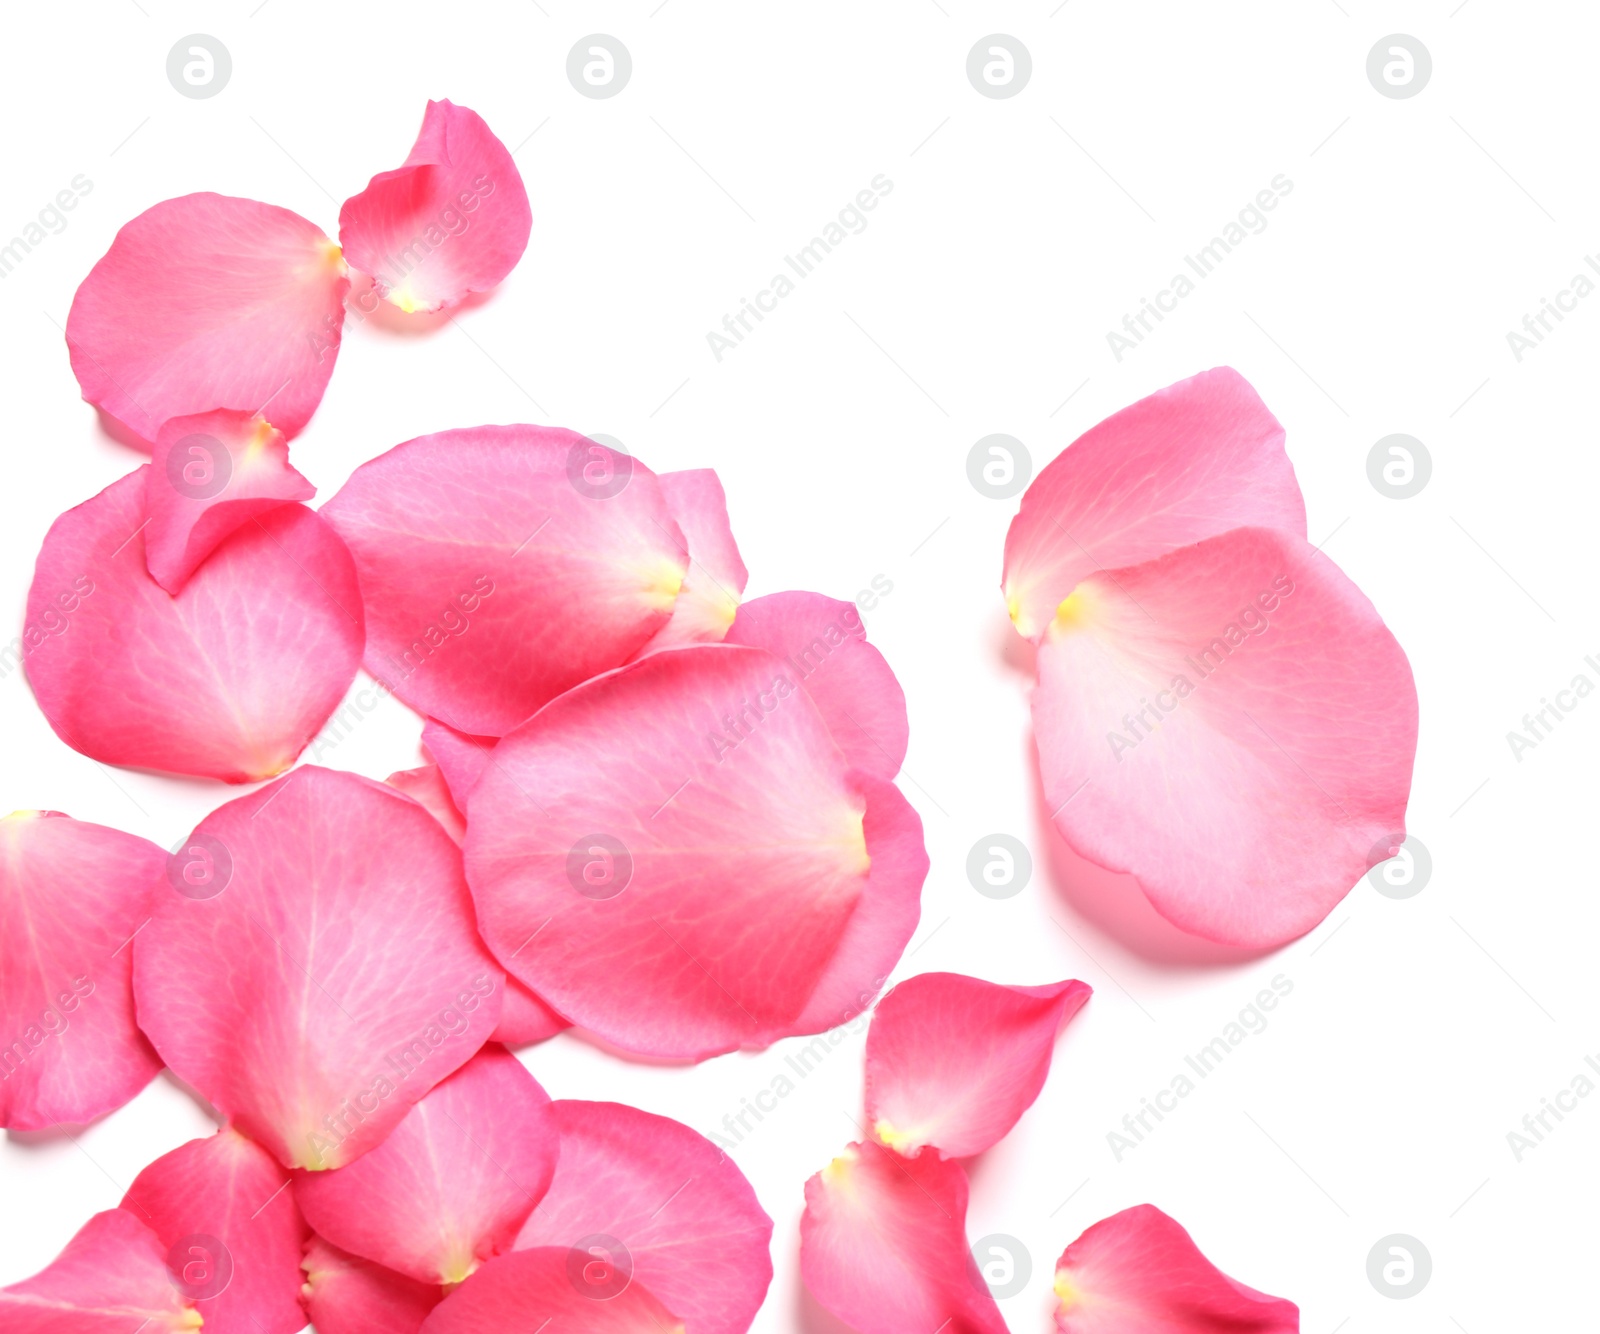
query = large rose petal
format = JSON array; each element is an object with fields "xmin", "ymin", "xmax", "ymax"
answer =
[
  {"xmin": 514, "ymin": 1100, "xmax": 773, "ymax": 1334},
  {"xmin": 466, "ymin": 644, "xmax": 928, "ymax": 1059},
  {"xmin": 65, "ymin": 193, "xmax": 347, "ymax": 445},
  {"xmin": 1053, "ymin": 1204, "xmax": 1299, "ymax": 1332},
  {"xmin": 0, "ymin": 1209, "xmax": 200, "ymax": 1332},
  {"xmin": 421, "ymin": 1247, "xmax": 683, "ymax": 1333},
  {"xmin": 1034, "ymin": 525, "xmax": 1417, "ymax": 947},
  {"xmin": 145, "ymin": 410, "xmax": 315, "ymax": 593},
  {"xmin": 636, "ymin": 469, "xmax": 748, "ymax": 652},
  {"xmin": 1003, "ymin": 367, "xmax": 1305, "ymax": 640},
  {"xmin": 295, "ymin": 1046, "xmax": 557, "ymax": 1285},
  {"xmin": 302, "ymin": 1237, "xmax": 442, "ymax": 1334},
  {"xmin": 801, "ymin": 1140, "xmax": 1006, "ymax": 1334},
  {"xmin": 24, "ymin": 468, "xmax": 363, "ymax": 783},
  {"xmin": 132, "ymin": 767, "xmax": 504, "ymax": 1170},
  {"xmin": 865, "ymin": 973, "xmax": 1091, "ymax": 1159},
  {"xmin": 321, "ymin": 426, "xmax": 687, "ymax": 736},
  {"xmin": 339, "ymin": 100, "xmax": 531, "ymax": 314},
  {"xmin": 725, "ymin": 590, "xmax": 908, "ymax": 778},
  {"xmin": 0, "ymin": 812, "xmax": 165, "ymax": 1130},
  {"xmin": 122, "ymin": 1129, "xmax": 308, "ymax": 1334}
]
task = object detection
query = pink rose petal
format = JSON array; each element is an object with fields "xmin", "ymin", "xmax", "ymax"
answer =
[
  {"xmin": 490, "ymin": 978, "xmax": 569, "ymax": 1048},
  {"xmin": 1032, "ymin": 525, "xmax": 1417, "ymax": 947},
  {"xmin": 145, "ymin": 410, "xmax": 315, "ymax": 593},
  {"xmin": 132, "ymin": 767, "xmax": 504, "ymax": 1170},
  {"xmin": 340, "ymin": 100, "xmax": 531, "ymax": 315},
  {"xmin": 122, "ymin": 1129, "xmax": 308, "ymax": 1334},
  {"xmin": 514, "ymin": 1100, "xmax": 773, "ymax": 1334},
  {"xmin": 865, "ymin": 972, "xmax": 1091, "ymax": 1159},
  {"xmin": 386, "ymin": 763, "xmax": 467, "ymax": 845},
  {"xmin": 302, "ymin": 1237, "xmax": 442, "ymax": 1334},
  {"xmin": 65, "ymin": 193, "xmax": 348, "ymax": 445},
  {"xmin": 421, "ymin": 718, "xmax": 495, "ymax": 810},
  {"xmin": 24, "ymin": 468, "xmax": 363, "ymax": 783},
  {"xmin": 321, "ymin": 426, "xmax": 687, "ymax": 736},
  {"xmin": 1003, "ymin": 367, "xmax": 1305, "ymax": 640},
  {"xmin": 0, "ymin": 811, "xmax": 165, "ymax": 1130},
  {"xmin": 636, "ymin": 469, "xmax": 748, "ymax": 652},
  {"xmin": 1053, "ymin": 1204, "xmax": 1299, "ymax": 1332},
  {"xmin": 421, "ymin": 1247, "xmax": 683, "ymax": 1333}
]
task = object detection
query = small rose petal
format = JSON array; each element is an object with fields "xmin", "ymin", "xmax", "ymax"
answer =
[
  {"xmin": 123, "ymin": 1129, "xmax": 308, "ymax": 1334},
  {"xmin": 514, "ymin": 1100, "xmax": 773, "ymax": 1334},
  {"xmin": 1032, "ymin": 526, "xmax": 1417, "ymax": 947},
  {"xmin": 421, "ymin": 1247, "xmax": 683, "ymax": 1333},
  {"xmin": 0, "ymin": 1209, "xmax": 200, "ymax": 1332},
  {"xmin": 66, "ymin": 193, "xmax": 348, "ymax": 446},
  {"xmin": 467, "ymin": 644, "xmax": 928, "ymax": 1059},
  {"xmin": 145, "ymin": 410, "xmax": 315, "ymax": 593},
  {"xmin": 1003, "ymin": 367, "xmax": 1306, "ymax": 640},
  {"xmin": 321, "ymin": 426, "xmax": 688, "ymax": 736},
  {"xmin": 865, "ymin": 973, "xmax": 1091, "ymax": 1159},
  {"xmin": 421, "ymin": 718, "xmax": 496, "ymax": 810},
  {"xmin": 1053, "ymin": 1204, "xmax": 1299, "ymax": 1333},
  {"xmin": 25, "ymin": 468, "xmax": 363, "ymax": 783},
  {"xmin": 386, "ymin": 763, "xmax": 467, "ymax": 845},
  {"xmin": 302, "ymin": 1237, "xmax": 442, "ymax": 1334},
  {"xmin": 490, "ymin": 978, "xmax": 569, "ymax": 1048},
  {"xmin": 339, "ymin": 100, "xmax": 531, "ymax": 314},
  {"xmin": 636, "ymin": 470, "xmax": 748, "ymax": 652},
  {"xmin": 132, "ymin": 767, "xmax": 504, "ymax": 1170},
  {"xmin": 0, "ymin": 811, "xmax": 165, "ymax": 1130},
  {"xmin": 801, "ymin": 1141, "xmax": 1006, "ymax": 1334},
  {"xmin": 725, "ymin": 590, "xmax": 908, "ymax": 778}
]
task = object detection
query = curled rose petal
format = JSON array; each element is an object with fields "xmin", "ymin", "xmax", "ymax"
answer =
[
  {"xmin": 636, "ymin": 469, "xmax": 748, "ymax": 652},
  {"xmin": 1053, "ymin": 1204, "xmax": 1299, "ymax": 1332},
  {"xmin": 386, "ymin": 763, "xmax": 467, "ymax": 845},
  {"xmin": 24, "ymin": 468, "xmax": 363, "ymax": 783},
  {"xmin": 321, "ymin": 426, "xmax": 688, "ymax": 737},
  {"xmin": 1033, "ymin": 525, "xmax": 1416, "ymax": 947},
  {"xmin": 421, "ymin": 1247, "xmax": 682, "ymax": 1333},
  {"xmin": 302, "ymin": 1237, "xmax": 442, "ymax": 1334},
  {"xmin": 295, "ymin": 1046, "xmax": 557, "ymax": 1285},
  {"xmin": 1002, "ymin": 367, "xmax": 1305, "ymax": 640},
  {"xmin": 0, "ymin": 811, "xmax": 165, "ymax": 1130},
  {"xmin": 65, "ymin": 193, "xmax": 348, "ymax": 445},
  {"xmin": 514, "ymin": 1100, "xmax": 773, "ymax": 1334},
  {"xmin": 801, "ymin": 1140, "xmax": 1006, "ymax": 1334},
  {"xmin": 340, "ymin": 100, "xmax": 531, "ymax": 315},
  {"xmin": 132, "ymin": 767, "xmax": 504, "ymax": 1170},
  {"xmin": 865, "ymin": 972, "xmax": 1091, "ymax": 1159},
  {"xmin": 145, "ymin": 409, "xmax": 315, "ymax": 593},
  {"xmin": 122, "ymin": 1129, "xmax": 308, "ymax": 1334},
  {"xmin": 725, "ymin": 590, "xmax": 908, "ymax": 779},
  {"xmin": 466, "ymin": 644, "xmax": 928, "ymax": 1059},
  {"xmin": 0, "ymin": 1208, "xmax": 200, "ymax": 1332},
  {"xmin": 421, "ymin": 718, "xmax": 495, "ymax": 810}
]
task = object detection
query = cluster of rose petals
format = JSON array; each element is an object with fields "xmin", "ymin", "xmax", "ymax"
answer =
[{"xmin": 1003, "ymin": 367, "xmax": 1420, "ymax": 947}]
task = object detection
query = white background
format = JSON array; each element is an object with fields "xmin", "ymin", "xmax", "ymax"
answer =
[{"xmin": 2, "ymin": 2, "xmax": 1596, "ymax": 1330}]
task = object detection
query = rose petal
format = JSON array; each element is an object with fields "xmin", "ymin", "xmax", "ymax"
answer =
[
  {"xmin": 635, "ymin": 470, "xmax": 748, "ymax": 652},
  {"xmin": 0, "ymin": 1209, "xmax": 200, "ymax": 1332},
  {"xmin": 421, "ymin": 1247, "xmax": 682, "ymax": 1333},
  {"xmin": 0, "ymin": 811, "xmax": 165, "ymax": 1130},
  {"xmin": 65, "ymin": 193, "xmax": 348, "ymax": 445},
  {"xmin": 466, "ymin": 644, "xmax": 928, "ymax": 1059},
  {"xmin": 865, "ymin": 973, "xmax": 1091, "ymax": 1159},
  {"xmin": 386, "ymin": 763, "xmax": 467, "ymax": 845},
  {"xmin": 725, "ymin": 590, "xmax": 908, "ymax": 778},
  {"xmin": 421, "ymin": 718, "xmax": 496, "ymax": 810},
  {"xmin": 321, "ymin": 426, "xmax": 687, "ymax": 736},
  {"xmin": 801, "ymin": 1140, "xmax": 1006, "ymax": 1334},
  {"xmin": 1034, "ymin": 525, "xmax": 1417, "ymax": 947},
  {"xmin": 1003, "ymin": 367, "xmax": 1306, "ymax": 640},
  {"xmin": 490, "ymin": 979, "xmax": 569, "ymax": 1048},
  {"xmin": 132, "ymin": 767, "xmax": 504, "ymax": 1170},
  {"xmin": 24, "ymin": 468, "xmax": 363, "ymax": 783},
  {"xmin": 514, "ymin": 1100, "xmax": 773, "ymax": 1334},
  {"xmin": 1053, "ymin": 1204, "xmax": 1299, "ymax": 1332},
  {"xmin": 339, "ymin": 100, "xmax": 531, "ymax": 314},
  {"xmin": 145, "ymin": 410, "xmax": 315, "ymax": 593},
  {"xmin": 302, "ymin": 1237, "xmax": 442, "ymax": 1334},
  {"xmin": 122, "ymin": 1129, "xmax": 308, "ymax": 1334}
]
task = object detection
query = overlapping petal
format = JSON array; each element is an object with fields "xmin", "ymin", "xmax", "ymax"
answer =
[
  {"xmin": 321, "ymin": 426, "xmax": 688, "ymax": 736},
  {"xmin": 65, "ymin": 193, "xmax": 348, "ymax": 445},
  {"xmin": 386, "ymin": 763, "xmax": 467, "ymax": 845},
  {"xmin": 514, "ymin": 1100, "xmax": 773, "ymax": 1334},
  {"xmin": 0, "ymin": 811, "xmax": 165, "ymax": 1130},
  {"xmin": 132, "ymin": 767, "xmax": 504, "ymax": 1170},
  {"xmin": 24, "ymin": 469, "xmax": 363, "ymax": 783},
  {"xmin": 421, "ymin": 718, "xmax": 495, "ymax": 810},
  {"xmin": 1032, "ymin": 525, "xmax": 1416, "ymax": 946},
  {"xmin": 339, "ymin": 100, "xmax": 531, "ymax": 314},
  {"xmin": 421, "ymin": 1247, "xmax": 683, "ymax": 1333},
  {"xmin": 145, "ymin": 410, "xmax": 315, "ymax": 593},
  {"xmin": 302, "ymin": 1237, "xmax": 442, "ymax": 1334},
  {"xmin": 636, "ymin": 469, "xmax": 748, "ymax": 652},
  {"xmin": 466, "ymin": 644, "xmax": 928, "ymax": 1058},
  {"xmin": 122, "ymin": 1129, "xmax": 307, "ymax": 1334},
  {"xmin": 1053, "ymin": 1204, "xmax": 1299, "ymax": 1332},
  {"xmin": 865, "ymin": 973, "xmax": 1091, "ymax": 1158}
]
